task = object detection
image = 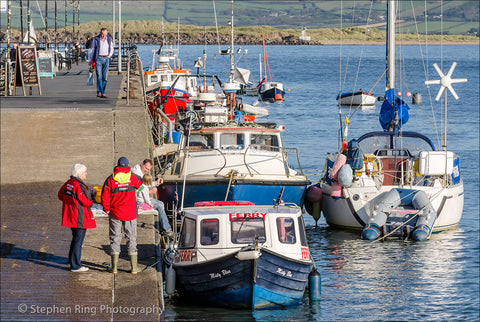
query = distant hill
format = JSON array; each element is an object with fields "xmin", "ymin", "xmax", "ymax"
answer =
[{"xmin": 1, "ymin": 0, "xmax": 479, "ymax": 36}]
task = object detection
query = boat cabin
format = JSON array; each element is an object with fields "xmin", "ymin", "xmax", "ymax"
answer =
[{"xmin": 175, "ymin": 203, "xmax": 310, "ymax": 265}]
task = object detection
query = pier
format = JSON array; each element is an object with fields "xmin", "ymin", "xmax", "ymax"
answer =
[{"xmin": 0, "ymin": 61, "xmax": 165, "ymax": 320}]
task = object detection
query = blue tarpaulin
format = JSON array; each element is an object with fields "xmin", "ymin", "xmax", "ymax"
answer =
[{"xmin": 379, "ymin": 88, "xmax": 410, "ymax": 131}]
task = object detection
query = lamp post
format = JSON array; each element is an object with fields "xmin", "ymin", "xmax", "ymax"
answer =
[{"xmin": 118, "ymin": 0, "xmax": 122, "ymax": 72}]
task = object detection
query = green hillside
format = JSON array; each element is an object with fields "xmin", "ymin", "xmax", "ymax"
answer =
[{"xmin": 1, "ymin": 0, "xmax": 479, "ymax": 35}]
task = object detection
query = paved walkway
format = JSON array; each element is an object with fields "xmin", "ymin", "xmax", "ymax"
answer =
[{"xmin": 0, "ymin": 63, "xmax": 164, "ymax": 320}]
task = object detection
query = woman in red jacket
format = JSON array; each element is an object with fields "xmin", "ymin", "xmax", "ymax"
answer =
[{"xmin": 58, "ymin": 163, "xmax": 96, "ymax": 272}]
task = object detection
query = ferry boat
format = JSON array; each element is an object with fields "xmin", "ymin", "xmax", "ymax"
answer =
[{"xmin": 172, "ymin": 201, "xmax": 314, "ymax": 309}]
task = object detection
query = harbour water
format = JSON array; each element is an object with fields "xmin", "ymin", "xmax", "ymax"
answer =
[{"xmin": 137, "ymin": 44, "xmax": 479, "ymax": 321}]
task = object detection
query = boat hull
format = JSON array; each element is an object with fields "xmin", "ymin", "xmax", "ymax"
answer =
[
  {"xmin": 336, "ymin": 92, "xmax": 376, "ymax": 106},
  {"xmin": 158, "ymin": 179, "xmax": 308, "ymax": 209},
  {"xmin": 174, "ymin": 249, "xmax": 312, "ymax": 309},
  {"xmin": 260, "ymin": 87, "xmax": 285, "ymax": 102}
]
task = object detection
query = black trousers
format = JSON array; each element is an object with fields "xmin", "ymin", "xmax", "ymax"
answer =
[{"xmin": 69, "ymin": 228, "xmax": 87, "ymax": 269}]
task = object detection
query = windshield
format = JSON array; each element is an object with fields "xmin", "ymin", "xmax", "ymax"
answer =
[
  {"xmin": 358, "ymin": 133, "xmax": 434, "ymax": 157},
  {"xmin": 231, "ymin": 217, "xmax": 266, "ymax": 244}
]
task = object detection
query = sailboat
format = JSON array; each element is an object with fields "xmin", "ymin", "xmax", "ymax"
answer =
[
  {"xmin": 310, "ymin": 0, "xmax": 465, "ymax": 241},
  {"xmin": 258, "ymin": 35, "xmax": 285, "ymax": 102}
]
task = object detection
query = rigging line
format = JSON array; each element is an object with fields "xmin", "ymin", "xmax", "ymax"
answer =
[
  {"xmin": 213, "ymin": 0, "xmax": 221, "ymax": 53},
  {"xmin": 394, "ymin": 68, "xmax": 441, "ymax": 135},
  {"xmin": 348, "ymin": 68, "xmax": 387, "ymax": 119},
  {"xmin": 352, "ymin": 0, "xmax": 375, "ymax": 96},
  {"xmin": 409, "ymin": 0, "xmax": 440, "ymax": 146}
]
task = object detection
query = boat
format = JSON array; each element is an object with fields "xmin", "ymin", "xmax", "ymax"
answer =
[
  {"xmin": 258, "ymin": 35, "xmax": 285, "ymax": 102},
  {"xmin": 171, "ymin": 201, "xmax": 314, "ymax": 309},
  {"xmin": 336, "ymin": 90, "xmax": 376, "ymax": 107},
  {"xmin": 144, "ymin": 20, "xmax": 197, "ymax": 122},
  {"xmin": 155, "ymin": 93, "xmax": 310, "ymax": 212},
  {"xmin": 309, "ymin": 0, "xmax": 465, "ymax": 241}
]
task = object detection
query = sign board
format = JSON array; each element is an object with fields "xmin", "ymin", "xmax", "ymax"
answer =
[
  {"xmin": 0, "ymin": 0, "xmax": 7, "ymax": 13},
  {"xmin": 14, "ymin": 45, "xmax": 42, "ymax": 96},
  {"xmin": 0, "ymin": 60, "xmax": 6, "ymax": 96},
  {"xmin": 38, "ymin": 57, "xmax": 54, "ymax": 78},
  {"xmin": 38, "ymin": 50, "xmax": 57, "ymax": 75}
]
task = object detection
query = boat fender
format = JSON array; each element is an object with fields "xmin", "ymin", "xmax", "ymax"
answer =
[
  {"xmin": 165, "ymin": 265, "xmax": 176, "ymax": 295},
  {"xmin": 330, "ymin": 182, "xmax": 343, "ymax": 199},
  {"xmin": 361, "ymin": 223, "xmax": 382, "ymax": 241},
  {"xmin": 338, "ymin": 164, "xmax": 354, "ymax": 187},
  {"xmin": 411, "ymin": 191, "xmax": 437, "ymax": 241},
  {"xmin": 306, "ymin": 185, "xmax": 323, "ymax": 203},
  {"xmin": 308, "ymin": 268, "xmax": 321, "ymax": 301},
  {"xmin": 330, "ymin": 154, "xmax": 347, "ymax": 181}
]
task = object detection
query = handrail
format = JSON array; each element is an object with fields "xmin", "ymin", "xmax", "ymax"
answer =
[{"xmin": 243, "ymin": 144, "xmax": 305, "ymax": 177}]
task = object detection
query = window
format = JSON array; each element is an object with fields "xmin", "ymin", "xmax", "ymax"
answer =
[
  {"xmin": 297, "ymin": 216, "xmax": 308, "ymax": 247},
  {"xmin": 188, "ymin": 134, "xmax": 213, "ymax": 149},
  {"xmin": 277, "ymin": 217, "xmax": 296, "ymax": 244},
  {"xmin": 220, "ymin": 133, "xmax": 244, "ymax": 149},
  {"xmin": 250, "ymin": 134, "xmax": 279, "ymax": 151},
  {"xmin": 231, "ymin": 217, "xmax": 265, "ymax": 244},
  {"xmin": 200, "ymin": 219, "xmax": 219, "ymax": 245},
  {"xmin": 178, "ymin": 217, "xmax": 196, "ymax": 248}
]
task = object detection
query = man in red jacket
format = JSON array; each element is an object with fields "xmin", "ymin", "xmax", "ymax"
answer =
[
  {"xmin": 58, "ymin": 163, "xmax": 96, "ymax": 272},
  {"xmin": 102, "ymin": 157, "xmax": 143, "ymax": 274}
]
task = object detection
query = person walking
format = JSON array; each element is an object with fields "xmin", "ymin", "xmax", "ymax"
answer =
[
  {"xmin": 101, "ymin": 157, "xmax": 143, "ymax": 274},
  {"xmin": 58, "ymin": 163, "xmax": 96, "ymax": 272},
  {"xmin": 131, "ymin": 159, "xmax": 173, "ymax": 237},
  {"xmin": 89, "ymin": 27, "xmax": 114, "ymax": 98}
]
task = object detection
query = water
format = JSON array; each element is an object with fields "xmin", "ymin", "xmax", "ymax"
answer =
[{"xmin": 137, "ymin": 44, "xmax": 479, "ymax": 321}]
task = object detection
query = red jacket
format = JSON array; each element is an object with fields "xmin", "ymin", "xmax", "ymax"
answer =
[
  {"xmin": 101, "ymin": 166, "xmax": 143, "ymax": 221},
  {"xmin": 58, "ymin": 177, "xmax": 96, "ymax": 229}
]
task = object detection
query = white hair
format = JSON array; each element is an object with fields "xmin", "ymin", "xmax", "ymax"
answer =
[{"xmin": 71, "ymin": 163, "xmax": 87, "ymax": 178}]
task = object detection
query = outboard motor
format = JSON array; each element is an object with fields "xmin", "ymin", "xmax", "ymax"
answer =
[{"xmin": 411, "ymin": 191, "xmax": 437, "ymax": 241}]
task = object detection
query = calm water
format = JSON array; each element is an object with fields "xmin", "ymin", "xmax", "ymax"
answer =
[{"xmin": 138, "ymin": 44, "xmax": 480, "ymax": 321}]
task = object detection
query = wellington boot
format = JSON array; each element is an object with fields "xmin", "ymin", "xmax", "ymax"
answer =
[
  {"xmin": 110, "ymin": 253, "xmax": 119, "ymax": 274},
  {"xmin": 130, "ymin": 254, "xmax": 141, "ymax": 274}
]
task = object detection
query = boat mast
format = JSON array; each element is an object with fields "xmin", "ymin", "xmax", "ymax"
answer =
[
  {"xmin": 386, "ymin": 0, "xmax": 395, "ymax": 90},
  {"xmin": 229, "ymin": 0, "xmax": 234, "ymax": 83}
]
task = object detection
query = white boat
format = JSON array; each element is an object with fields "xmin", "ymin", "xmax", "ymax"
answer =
[
  {"xmin": 336, "ymin": 90, "xmax": 376, "ymax": 107},
  {"xmin": 308, "ymin": 0, "xmax": 465, "ymax": 241},
  {"xmin": 171, "ymin": 201, "xmax": 314, "ymax": 309}
]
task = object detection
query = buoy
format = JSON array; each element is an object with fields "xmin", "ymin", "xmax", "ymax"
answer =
[
  {"xmin": 341, "ymin": 140, "xmax": 348, "ymax": 152},
  {"xmin": 406, "ymin": 92, "xmax": 412, "ymax": 97},
  {"xmin": 165, "ymin": 265, "xmax": 176, "ymax": 295},
  {"xmin": 397, "ymin": 91, "xmax": 402, "ymax": 96},
  {"xmin": 330, "ymin": 181, "xmax": 343, "ymax": 199},
  {"xmin": 306, "ymin": 185, "xmax": 323, "ymax": 203},
  {"xmin": 308, "ymin": 268, "xmax": 321, "ymax": 301},
  {"xmin": 330, "ymin": 154, "xmax": 347, "ymax": 181},
  {"xmin": 337, "ymin": 164, "xmax": 353, "ymax": 187},
  {"xmin": 274, "ymin": 93, "xmax": 283, "ymax": 101}
]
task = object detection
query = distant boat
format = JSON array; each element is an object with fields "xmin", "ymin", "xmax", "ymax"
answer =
[
  {"xmin": 258, "ymin": 35, "xmax": 285, "ymax": 102},
  {"xmin": 336, "ymin": 90, "xmax": 376, "ymax": 107},
  {"xmin": 172, "ymin": 201, "xmax": 314, "ymax": 309}
]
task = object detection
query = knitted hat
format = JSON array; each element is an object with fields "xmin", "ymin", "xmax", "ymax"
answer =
[{"xmin": 117, "ymin": 157, "xmax": 129, "ymax": 167}]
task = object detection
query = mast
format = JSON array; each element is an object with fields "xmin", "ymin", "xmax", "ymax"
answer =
[
  {"xmin": 386, "ymin": 0, "xmax": 395, "ymax": 90},
  {"xmin": 228, "ymin": 0, "xmax": 235, "ymax": 83}
]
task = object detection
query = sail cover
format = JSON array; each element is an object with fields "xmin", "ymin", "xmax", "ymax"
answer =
[
  {"xmin": 379, "ymin": 88, "xmax": 410, "ymax": 131},
  {"xmin": 233, "ymin": 67, "xmax": 251, "ymax": 85}
]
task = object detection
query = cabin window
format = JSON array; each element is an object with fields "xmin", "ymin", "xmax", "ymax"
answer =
[
  {"xmin": 297, "ymin": 216, "xmax": 308, "ymax": 247},
  {"xmin": 178, "ymin": 217, "xmax": 196, "ymax": 248},
  {"xmin": 150, "ymin": 75, "xmax": 158, "ymax": 83},
  {"xmin": 231, "ymin": 217, "xmax": 265, "ymax": 244},
  {"xmin": 161, "ymin": 75, "xmax": 169, "ymax": 82},
  {"xmin": 188, "ymin": 134, "xmax": 213, "ymax": 150},
  {"xmin": 200, "ymin": 219, "xmax": 219, "ymax": 245},
  {"xmin": 250, "ymin": 134, "xmax": 279, "ymax": 151},
  {"xmin": 220, "ymin": 133, "xmax": 244, "ymax": 149},
  {"xmin": 277, "ymin": 218, "xmax": 296, "ymax": 244}
]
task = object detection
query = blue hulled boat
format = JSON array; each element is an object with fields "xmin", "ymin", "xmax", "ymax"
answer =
[{"xmin": 172, "ymin": 202, "xmax": 314, "ymax": 309}]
